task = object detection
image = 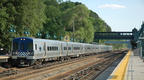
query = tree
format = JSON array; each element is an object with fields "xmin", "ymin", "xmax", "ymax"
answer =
[
  {"xmin": 17, "ymin": 0, "xmax": 46, "ymax": 36},
  {"xmin": 61, "ymin": 4, "xmax": 94, "ymax": 42},
  {"xmin": 89, "ymin": 10, "xmax": 111, "ymax": 32},
  {"xmin": 44, "ymin": 1, "xmax": 63, "ymax": 39},
  {"xmin": 0, "ymin": 0, "xmax": 113, "ymax": 49},
  {"xmin": 0, "ymin": 0, "xmax": 46, "ymax": 48},
  {"xmin": 59, "ymin": 1, "xmax": 75, "ymax": 11},
  {"xmin": 0, "ymin": 0, "xmax": 18, "ymax": 48},
  {"xmin": 44, "ymin": 0, "xmax": 58, "ymax": 7}
]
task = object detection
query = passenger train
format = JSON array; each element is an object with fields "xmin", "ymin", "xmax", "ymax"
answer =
[{"xmin": 11, "ymin": 37, "xmax": 113, "ymax": 66}]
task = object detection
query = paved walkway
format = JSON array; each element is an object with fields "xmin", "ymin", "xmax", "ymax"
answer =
[{"xmin": 125, "ymin": 52, "xmax": 144, "ymax": 80}]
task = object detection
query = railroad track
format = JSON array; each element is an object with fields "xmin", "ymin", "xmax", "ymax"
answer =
[
  {"xmin": 0, "ymin": 51, "xmax": 125, "ymax": 80},
  {"xmin": 46, "ymin": 53, "xmax": 123, "ymax": 80},
  {"xmin": 0, "ymin": 50, "xmax": 127, "ymax": 80},
  {"xmin": 0, "ymin": 52, "xmax": 108, "ymax": 76}
]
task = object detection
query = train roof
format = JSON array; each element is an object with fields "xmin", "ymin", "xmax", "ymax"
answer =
[
  {"xmin": 13, "ymin": 37, "xmax": 66, "ymax": 43},
  {"xmin": 13, "ymin": 37, "xmax": 113, "ymax": 47}
]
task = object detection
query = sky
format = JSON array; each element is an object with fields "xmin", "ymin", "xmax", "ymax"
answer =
[{"xmin": 70, "ymin": 0, "xmax": 144, "ymax": 31}]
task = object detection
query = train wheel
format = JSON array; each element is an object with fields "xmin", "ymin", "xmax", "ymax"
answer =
[
  {"xmin": 67, "ymin": 57, "xmax": 71, "ymax": 61},
  {"xmin": 2, "ymin": 62, "xmax": 12, "ymax": 68},
  {"xmin": 60, "ymin": 57, "xmax": 65, "ymax": 62},
  {"xmin": 36, "ymin": 60, "xmax": 43, "ymax": 65}
]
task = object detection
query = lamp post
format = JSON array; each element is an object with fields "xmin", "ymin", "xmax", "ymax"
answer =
[
  {"xmin": 54, "ymin": 33, "xmax": 57, "ymax": 39},
  {"xmin": 36, "ymin": 31, "xmax": 42, "ymax": 38},
  {"xmin": 9, "ymin": 24, "xmax": 16, "ymax": 39},
  {"xmin": 70, "ymin": 38, "xmax": 73, "ymax": 42},
  {"xmin": 65, "ymin": 21, "xmax": 75, "ymax": 42},
  {"xmin": 80, "ymin": 40, "xmax": 83, "ymax": 43},
  {"xmin": 24, "ymin": 27, "xmax": 30, "ymax": 37},
  {"xmin": 45, "ymin": 31, "xmax": 50, "ymax": 39},
  {"xmin": 60, "ymin": 35, "xmax": 64, "ymax": 40},
  {"xmin": 9, "ymin": 24, "xmax": 16, "ymax": 52},
  {"xmin": 72, "ymin": 21, "xmax": 75, "ymax": 42}
]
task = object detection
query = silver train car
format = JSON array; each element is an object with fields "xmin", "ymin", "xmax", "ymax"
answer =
[{"xmin": 11, "ymin": 37, "xmax": 113, "ymax": 66}]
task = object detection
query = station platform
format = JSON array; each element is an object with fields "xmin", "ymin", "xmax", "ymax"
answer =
[
  {"xmin": 108, "ymin": 50, "xmax": 144, "ymax": 80},
  {"xmin": 0, "ymin": 56, "xmax": 9, "ymax": 63},
  {"xmin": 125, "ymin": 51, "xmax": 144, "ymax": 80}
]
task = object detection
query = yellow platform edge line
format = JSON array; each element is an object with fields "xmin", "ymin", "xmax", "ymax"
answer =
[{"xmin": 109, "ymin": 51, "xmax": 131, "ymax": 80}]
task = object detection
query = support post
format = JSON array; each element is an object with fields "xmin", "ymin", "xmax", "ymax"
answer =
[
  {"xmin": 141, "ymin": 40, "xmax": 144, "ymax": 59},
  {"xmin": 137, "ymin": 40, "xmax": 142, "ymax": 57}
]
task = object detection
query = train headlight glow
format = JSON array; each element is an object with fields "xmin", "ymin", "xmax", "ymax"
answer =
[{"xmin": 28, "ymin": 52, "xmax": 30, "ymax": 54}]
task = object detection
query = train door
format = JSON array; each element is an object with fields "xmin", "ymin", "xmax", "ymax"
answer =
[
  {"xmin": 43, "ymin": 42, "xmax": 46, "ymax": 57},
  {"xmin": 72, "ymin": 44, "xmax": 74, "ymax": 55},
  {"xmin": 66, "ymin": 43, "xmax": 68, "ymax": 56},
  {"xmin": 60, "ymin": 43, "xmax": 63, "ymax": 56},
  {"xmin": 80, "ymin": 45, "xmax": 83, "ymax": 54}
]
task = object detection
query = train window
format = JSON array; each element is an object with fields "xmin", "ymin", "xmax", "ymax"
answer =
[
  {"xmin": 39, "ymin": 47, "xmax": 42, "ymax": 51},
  {"xmin": 52, "ymin": 47, "xmax": 54, "ymax": 51},
  {"xmin": 28, "ymin": 43, "xmax": 33, "ymax": 51},
  {"xmin": 54, "ymin": 47, "xmax": 55, "ymax": 51},
  {"xmin": 74, "ymin": 47, "xmax": 80, "ymax": 50},
  {"xmin": 54, "ymin": 47, "xmax": 55, "ymax": 50},
  {"xmin": 47, "ymin": 46, "xmax": 58, "ymax": 51},
  {"xmin": 13, "ymin": 42, "xmax": 18, "ymax": 50},
  {"xmin": 51, "ymin": 47, "xmax": 53, "ymax": 51},
  {"xmin": 68, "ymin": 47, "xmax": 71, "ymax": 50},
  {"xmin": 64, "ymin": 47, "xmax": 67, "ymax": 50},
  {"xmin": 87, "ymin": 47, "xmax": 90, "ymax": 49},
  {"xmin": 50, "ymin": 47, "xmax": 52, "ymax": 51},
  {"xmin": 51, "ymin": 47, "xmax": 53, "ymax": 50},
  {"xmin": 48, "ymin": 47, "xmax": 50, "ymax": 51},
  {"xmin": 20, "ymin": 43, "xmax": 25, "ymax": 50},
  {"xmin": 47, "ymin": 47, "xmax": 49, "ymax": 51},
  {"xmin": 52, "ymin": 47, "xmax": 54, "ymax": 50},
  {"xmin": 35, "ymin": 44, "xmax": 37, "ymax": 50}
]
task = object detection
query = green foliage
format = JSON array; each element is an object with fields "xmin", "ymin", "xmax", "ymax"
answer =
[
  {"xmin": 59, "ymin": 1, "xmax": 75, "ymax": 11},
  {"xmin": 0, "ymin": 0, "xmax": 113, "ymax": 49},
  {"xmin": 44, "ymin": 1, "xmax": 63, "ymax": 39},
  {"xmin": 60, "ymin": 4, "xmax": 94, "ymax": 42},
  {"xmin": 17, "ymin": 0, "xmax": 46, "ymax": 36},
  {"xmin": 89, "ymin": 10, "xmax": 111, "ymax": 32},
  {"xmin": 0, "ymin": 0, "xmax": 46, "ymax": 48}
]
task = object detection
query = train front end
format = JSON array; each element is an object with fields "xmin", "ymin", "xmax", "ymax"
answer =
[{"xmin": 11, "ymin": 37, "xmax": 34, "ymax": 66}]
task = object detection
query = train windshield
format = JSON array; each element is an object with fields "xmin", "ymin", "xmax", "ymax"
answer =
[
  {"xmin": 13, "ymin": 42, "xmax": 18, "ymax": 51},
  {"xmin": 13, "ymin": 42, "xmax": 33, "ymax": 51},
  {"xmin": 28, "ymin": 43, "xmax": 33, "ymax": 51}
]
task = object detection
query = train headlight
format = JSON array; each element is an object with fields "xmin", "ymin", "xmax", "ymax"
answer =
[{"xmin": 28, "ymin": 52, "xmax": 30, "ymax": 54}]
